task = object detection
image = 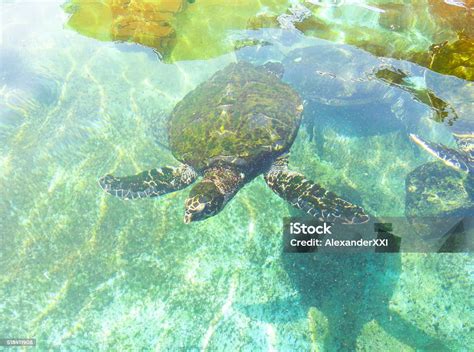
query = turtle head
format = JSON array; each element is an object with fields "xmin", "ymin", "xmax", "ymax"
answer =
[{"xmin": 184, "ymin": 181, "xmax": 225, "ymax": 223}]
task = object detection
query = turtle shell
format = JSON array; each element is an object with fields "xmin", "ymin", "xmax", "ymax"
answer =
[{"xmin": 168, "ymin": 62, "xmax": 302, "ymax": 171}]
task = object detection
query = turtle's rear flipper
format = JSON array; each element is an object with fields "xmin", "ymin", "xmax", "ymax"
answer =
[
  {"xmin": 410, "ymin": 134, "xmax": 472, "ymax": 174},
  {"xmin": 264, "ymin": 157, "xmax": 369, "ymax": 224},
  {"xmin": 99, "ymin": 164, "xmax": 197, "ymax": 199}
]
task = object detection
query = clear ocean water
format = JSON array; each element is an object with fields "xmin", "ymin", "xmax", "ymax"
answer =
[{"xmin": 1, "ymin": 1, "xmax": 473, "ymax": 351}]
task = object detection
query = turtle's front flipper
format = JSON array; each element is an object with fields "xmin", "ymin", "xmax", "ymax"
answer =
[
  {"xmin": 264, "ymin": 156, "xmax": 369, "ymax": 224},
  {"xmin": 99, "ymin": 164, "xmax": 197, "ymax": 199},
  {"xmin": 410, "ymin": 134, "xmax": 473, "ymax": 174}
]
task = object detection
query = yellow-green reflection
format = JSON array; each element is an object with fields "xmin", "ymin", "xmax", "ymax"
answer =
[
  {"xmin": 63, "ymin": 0, "xmax": 289, "ymax": 61},
  {"xmin": 63, "ymin": 1, "xmax": 474, "ymax": 80},
  {"xmin": 289, "ymin": 1, "xmax": 474, "ymax": 81},
  {"xmin": 63, "ymin": 0, "xmax": 188, "ymax": 54},
  {"xmin": 427, "ymin": 34, "xmax": 474, "ymax": 81}
]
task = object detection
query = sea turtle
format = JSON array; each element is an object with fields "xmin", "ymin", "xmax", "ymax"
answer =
[
  {"xmin": 406, "ymin": 118, "xmax": 473, "ymax": 247},
  {"xmin": 409, "ymin": 128, "xmax": 473, "ymax": 175},
  {"xmin": 99, "ymin": 62, "xmax": 369, "ymax": 224},
  {"xmin": 405, "ymin": 116, "xmax": 473, "ymax": 249},
  {"xmin": 282, "ymin": 44, "xmax": 390, "ymax": 108},
  {"xmin": 371, "ymin": 65, "xmax": 471, "ymax": 174},
  {"xmin": 374, "ymin": 66, "xmax": 459, "ymax": 126},
  {"xmin": 280, "ymin": 44, "xmax": 409, "ymax": 139},
  {"xmin": 282, "ymin": 44, "xmax": 460, "ymax": 119}
]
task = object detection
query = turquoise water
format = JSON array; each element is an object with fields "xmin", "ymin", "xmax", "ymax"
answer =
[{"xmin": 1, "ymin": 1, "xmax": 473, "ymax": 351}]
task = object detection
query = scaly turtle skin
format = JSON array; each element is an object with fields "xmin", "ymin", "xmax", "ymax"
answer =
[
  {"xmin": 409, "ymin": 130, "xmax": 473, "ymax": 175},
  {"xmin": 99, "ymin": 62, "xmax": 369, "ymax": 224}
]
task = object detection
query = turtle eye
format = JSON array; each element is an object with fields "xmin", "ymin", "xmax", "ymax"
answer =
[{"xmin": 194, "ymin": 202, "xmax": 206, "ymax": 212}]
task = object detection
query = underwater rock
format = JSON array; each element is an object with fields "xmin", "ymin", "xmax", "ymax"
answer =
[
  {"xmin": 427, "ymin": 35, "xmax": 474, "ymax": 81},
  {"xmin": 428, "ymin": 0, "xmax": 474, "ymax": 38},
  {"xmin": 377, "ymin": 3, "xmax": 413, "ymax": 32},
  {"xmin": 287, "ymin": 1, "xmax": 474, "ymax": 81},
  {"xmin": 232, "ymin": 39, "xmax": 271, "ymax": 51},
  {"xmin": 246, "ymin": 14, "xmax": 279, "ymax": 30},
  {"xmin": 276, "ymin": 2, "xmax": 312, "ymax": 30},
  {"xmin": 405, "ymin": 161, "xmax": 473, "ymax": 241},
  {"xmin": 63, "ymin": 0, "xmax": 188, "ymax": 57}
]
